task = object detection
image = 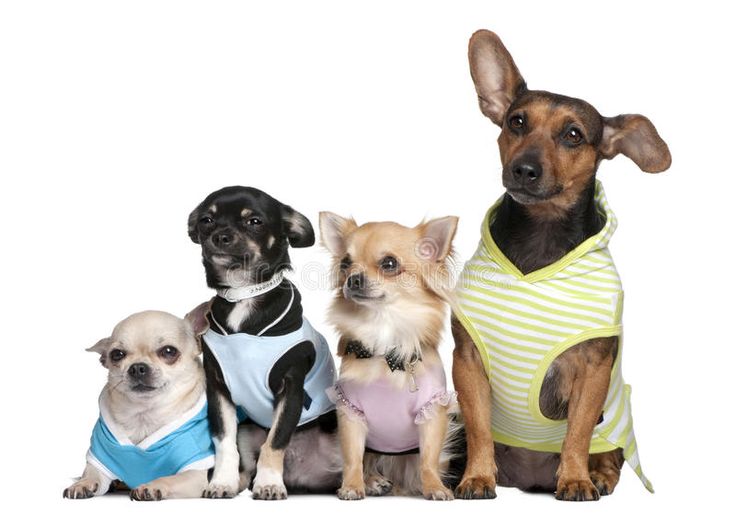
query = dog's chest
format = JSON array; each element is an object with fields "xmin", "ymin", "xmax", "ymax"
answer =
[{"xmin": 225, "ymin": 298, "xmax": 258, "ymax": 332}]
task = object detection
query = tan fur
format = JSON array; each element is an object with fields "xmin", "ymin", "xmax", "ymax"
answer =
[
  {"xmin": 451, "ymin": 317, "xmax": 497, "ymax": 499},
  {"xmin": 320, "ymin": 214, "xmax": 457, "ymax": 499},
  {"xmin": 548, "ymin": 338, "xmax": 616, "ymax": 500},
  {"xmin": 498, "ymin": 100, "xmax": 601, "ymax": 218}
]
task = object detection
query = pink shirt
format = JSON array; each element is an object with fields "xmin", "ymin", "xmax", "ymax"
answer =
[{"xmin": 329, "ymin": 366, "xmax": 455, "ymax": 453}]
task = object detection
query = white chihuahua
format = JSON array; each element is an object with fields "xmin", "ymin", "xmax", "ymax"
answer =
[{"xmin": 64, "ymin": 309, "xmax": 213, "ymax": 500}]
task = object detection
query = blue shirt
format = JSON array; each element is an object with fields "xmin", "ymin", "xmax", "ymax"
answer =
[
  {"xmin": 86, "ymin": 393, "xmax": 215, "ymax": 489},
  {"xmin": 202, "ymin": 318, "xmax": 336, "ymax": 428}
]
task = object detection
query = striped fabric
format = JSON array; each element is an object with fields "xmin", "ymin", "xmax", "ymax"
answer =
[{"xmin": 454, "ymin": 181, "xmax": 652, "ymax": 492}]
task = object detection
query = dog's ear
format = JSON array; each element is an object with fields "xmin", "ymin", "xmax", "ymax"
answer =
[
  {"xmin": 468, "ymin": 30, "xmax": 526, "ymax": 126},
  {"xmin": 416, "ymin": 216, "xmax": 458, "ymax": 262},
  {"xmin": 87, "ymin": 337, "xmax": 113, "ymax": 368},
  {"xmin": 600, "ymin": 114, "xmax": 672, "ymax": 173},
  {"xmin": 319, "ymin": 212, "xmax": 358, "ymax": 256},
  {"xmin": 187, "ymin": 205, "xmax": 203, "ymax": 244},
  {"xmin": 282, "ymin": 205, "xmax": 315, "ymax": 248},
  {"xmin": 184, "ymin": 301, "xmax": 211, "ymax": 341}
]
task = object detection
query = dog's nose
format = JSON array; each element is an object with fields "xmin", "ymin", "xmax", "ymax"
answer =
[
  {"xmin": 512, "ymin": 160, "xmax": 542, "ymax": 182},
  {"xmin": 346, "ymin": 273, "xmax": 365, "ymax": 291},
  {"xmin": 211, "ymin": 232, "xmax": 233, "ymax": 247},
  {"xmin": 128, "ymin": 363, "xmax": 150, "ymax": 379}
]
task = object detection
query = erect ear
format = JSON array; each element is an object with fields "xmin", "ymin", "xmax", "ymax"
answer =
[
  {"xmin": 184, "ymin": 301, "xmax": 211, "ymax": 339},
  {"xmin": 319, "ymin": 212, "xmax": 358, "ymax": 256},
  {"xmin": 87, "ymin": 337, "xmax": 113, "ymax": 368},
  {"xmin": 468, "ymin": 30, "xmax": 527, "ymax": 126},
  {"xmin": 416, "ymin": 216, "xmax": 459, "ymax": 262},
  {"xmin": 600, "ymin": 114, "xmax": 672, "ymax": 173},
  {"xmin": 187, "ymin": 204, "xmax": 203, "ymax": 244},
  {"xmin": 281, "ymin": 204, "xmax": 315, "ymax": 248}
]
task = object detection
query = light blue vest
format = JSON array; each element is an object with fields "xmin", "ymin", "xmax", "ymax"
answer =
[
  {"xmin": 202, "ymin": 318, "xmax": 336, "ymax": 429},
  {"xmin": 86, "ymin": 394, "xmax": 215, "ymax": 489}
]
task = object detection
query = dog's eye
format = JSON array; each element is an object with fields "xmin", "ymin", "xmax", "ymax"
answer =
[
  {"xmin": 199, "ymin": 216, "xmax": 214, "ymax": 225},
  {"xmin": 245, "ymin": 217, "xmax": 263, "ymax": 226},
  {"xmin": 508, "ymin": 115, "xmax": 525, "ymax": 130},
  {"xmin": 379, "ymin": 256, "xmax": 399, "ymax": 273},
  {"xmin": 158, "ymin": 346, "xmax": 180, "ymax": 360},
  {"xmin": 340, "ymin": 256, "xmax": 352, "ymax": 271},
  {"xmin": 563, "ymin": 127, "xmax": 584, "ymax": 145},
  {"xmin": 110, "ymin": 349, "xmax": 126, "ymax": 362}
]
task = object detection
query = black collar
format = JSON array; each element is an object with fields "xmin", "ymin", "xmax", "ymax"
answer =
[{"xmin": 344, "ymin": 340, "xmax": 421, "ymax": 372}]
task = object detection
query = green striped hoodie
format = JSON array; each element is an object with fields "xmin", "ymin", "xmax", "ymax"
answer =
[{"xmin": 455, "ymin": 181, "xmax": 652, "ymax": 491}]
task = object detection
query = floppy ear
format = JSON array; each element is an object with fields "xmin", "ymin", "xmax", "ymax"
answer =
[
  {"xmin": 184, "ymin": 301, "xmax": 211, "ymax": 340},
  {"xmin": 600, "ymin": 114, "xmax": 672, "ymax": 173},
  {"xmin": 468, "ymin": 30, "xmax": 527, "ymax": 126},
  {"xmin": 87, "ymin": 337, "xmax": 113, "ymax": 368},
  {"xmin": 416, "ymin": 216, "xmax": 459, "ymax": 262},
  {"xmin": 319, "ymin": 212, "xmax": 358, "ymax": 256},
  {"xmin": 282, "ymin": 205, "xmax": 315, "ymax": 248},
  {"xmin": 187, "ymin": 205, "xmax": 203, "ymax": 244}
]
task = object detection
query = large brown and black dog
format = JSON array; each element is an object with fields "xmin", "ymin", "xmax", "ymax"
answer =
[{"xmin": 451, "ymin": 30, "xmax": 670, "ymax": 501}]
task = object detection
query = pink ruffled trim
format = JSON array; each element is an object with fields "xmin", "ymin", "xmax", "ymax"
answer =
[
  {"xmin": 414, "ymin": 390, "xmax": 457, "ymax": 425},
  {"xmin": 326, "ymin": 384, "xmax": 367, "ymax": 424}
]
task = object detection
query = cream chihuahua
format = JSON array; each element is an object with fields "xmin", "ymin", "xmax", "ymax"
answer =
[
  {"xmin": 63, "ymin": 308, "xmax": 213, "ymax": 500},
  {"xmin": 320, "ymin": 213, "xmax": 459, "ymax": 500}
]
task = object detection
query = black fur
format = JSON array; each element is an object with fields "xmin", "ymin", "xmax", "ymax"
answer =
[
  {"xmin": 189, "ymin": 186, "xmax": 333, "ymax": 493},
  {"xmin": 491, "ymin": 171, "xmax": 603, "ymax": 275}
]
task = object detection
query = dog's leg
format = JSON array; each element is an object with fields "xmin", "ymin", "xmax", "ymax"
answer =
[
  {"xmin": 451, "ymin": 317, "xmax": 497, "ymax": 499},
  {"xmin": 589, "ymin": 448, "xmax": 624, "ymax": 496},
  {"xmin": 63, "ymin": 463, "xmax": 111, "ymax": 499},
  {"xmin": 251, "ymin": 397, "xmax": 290, "ymax": 500},
  {"xmin": 130, "ymin": 470, "xmax": 208, "ymax": 501},
  {"xmin": 252, "ymin": 343, "xmax": 314, "ymax": 500},
  {"xmin": 204, "ymin": 390, "xmax": 241, "ymax": 498},
  {"xmin": 555, "ymin": 338, "xmax": 614, "ymax": 501},
  {"xmin": 418, "ymin": 405, "xmax": 454, "ymax": 500},
  {"xmin": 336, "ymin": 405, "xmax": 368, "ymax": 500}
]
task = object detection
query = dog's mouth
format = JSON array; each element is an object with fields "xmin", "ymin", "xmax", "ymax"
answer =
[
  {"xmin": 343, "ymin": 287, "xmax": 386, "ymax": 303},
  {"xmin": 130, "ymin": 383, "xmax": 161, "ymax": 393},
  {"xmin": 505, "ymin": 185, "xmax": 562, "ymax": 205},
  {"xmin": 205, "ymin": 251, "xmax": 256, "ymax": 266}
]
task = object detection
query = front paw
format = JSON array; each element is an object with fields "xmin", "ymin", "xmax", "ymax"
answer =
[
  {"xmin": 454, "ymin": 475, "xmax": 497, "ymax": 500},
  {"xmin": 337, "ymin": 485, "xmax": 365, "ymax": 500},
  {"xmin": 130, "ymin": 484, "xmax": 165, "ymax": 501},
  {"xmin": 203, "ymin": 482, "xmax": 238, "ymax": 499},
  {"xmin": 590, "ymin": 469, "xmax": 619, "ymax": 496},
  {"xmin": 555, "ymin": 478, "xmax": 600, "ymax": 501},
  {"xmin": 252, "ymin": 483, "xmax": 287, "ymax": 500},
  {"xmin": 63, "ymin": 480, "xmax": 99, "ymax": 499},
  {"xmin": 423, "ymin": 484, "xmax": 454, "ymax": 501}
]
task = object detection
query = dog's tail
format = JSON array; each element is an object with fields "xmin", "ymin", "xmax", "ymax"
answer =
[{"xmin": 441, "ymin": 409, "xmax": 467, "ymax": 490}]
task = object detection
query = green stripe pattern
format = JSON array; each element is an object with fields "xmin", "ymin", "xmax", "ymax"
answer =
[{"xmin": 455, "ymin": 182, "xmax": 652, "ymax": 492}]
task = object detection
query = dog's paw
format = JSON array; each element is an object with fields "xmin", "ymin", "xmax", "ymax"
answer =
[
  {"xmin": 63, "ymin": 480, "xmax": 99, "ymax": 499},
  {"xmin": 337, "ymin": 485, "xmax": 365, "ymax": 500},
  {"xmin": 590, "ymin": 469, "xmax": 619, "ymax": 496},
  {"xmin": 423, "ymin": 484, "xmax": 454, "ymax": 501},
  {"xmin": 130, "ymin": 484, "xmax": 166, "ymax": 501},
  {"xmin": 252, "ymin": 483, "xmax": 287, "ymax": 500},
  {"xmin": 454, "ymin": 475, "xmax": 497, "ymax": 500},
  {"xmin": 365, "ymin": 474, "xmax": 393, "ymax": 496},
  {"xmin": 203, "ymin": 482, "xmax": 238, "ymax": 499},
  {"xmin": 555, "ymin": 478, "xmax": 600, "ymax": 502}
]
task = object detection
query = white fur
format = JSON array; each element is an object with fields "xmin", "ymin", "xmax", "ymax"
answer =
[{"xmin": 225, "ymin": 297, "xmax": 258, "ymax": 332}]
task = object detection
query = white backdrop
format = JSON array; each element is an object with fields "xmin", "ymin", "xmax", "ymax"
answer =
[{"xmin": 1, "ymin": 1, "xmax": 733, "ymax": 525}]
